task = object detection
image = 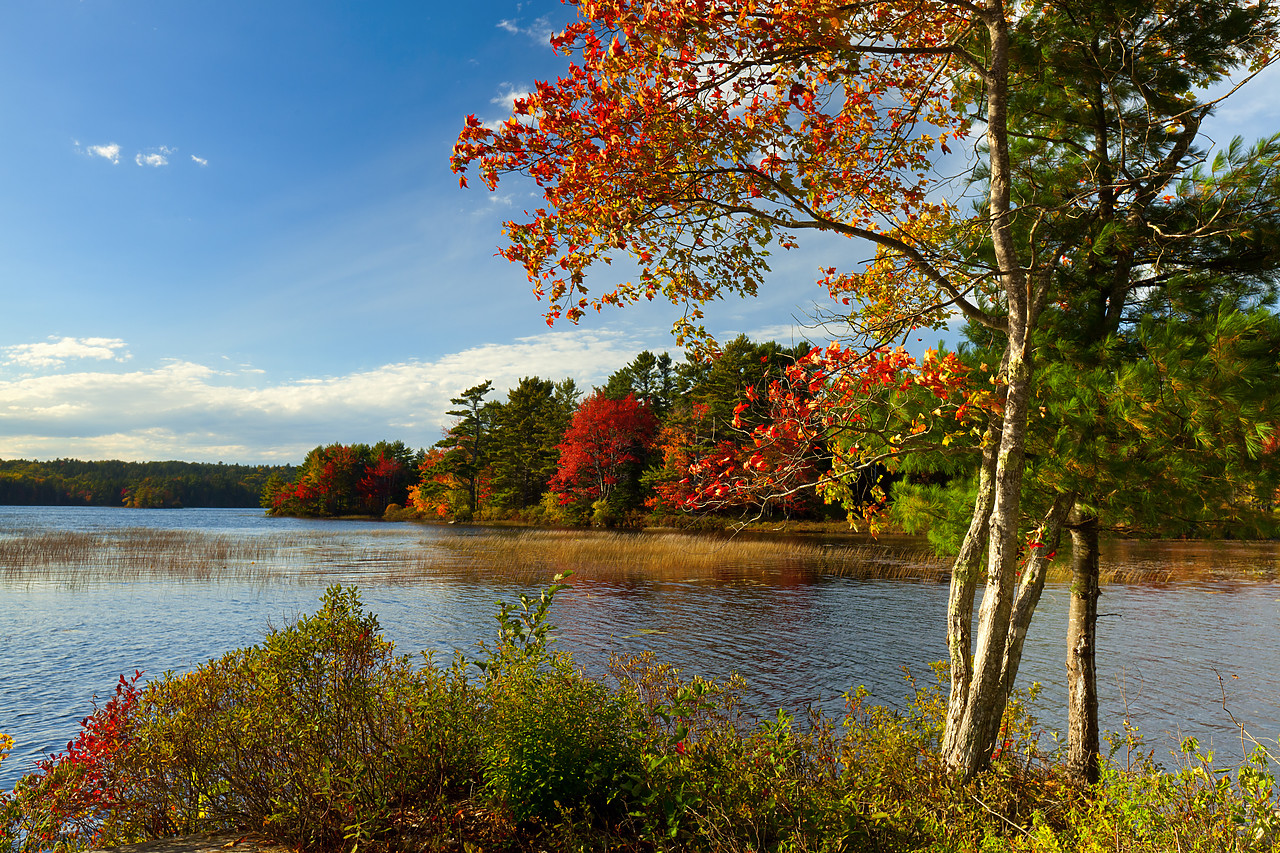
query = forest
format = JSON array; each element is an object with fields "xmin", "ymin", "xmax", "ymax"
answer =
[
  {"xmin": 0, "ymin": 458, "xmax": 294, "ymax": 509},
  {"xmin": 258, "ymin": 338, "xmax": 850, "ymax": 527},
  {"xmin": 260, "ymin": 332, "xmax": 1280, "ymax": 543}
]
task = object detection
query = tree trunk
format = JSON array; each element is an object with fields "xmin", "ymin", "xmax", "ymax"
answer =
[
  {"xmin": 998, "ymin": 492, "xmax": 1074, "ymax": 698},
  {"xmin": 943, "ymin": 342, "xmax": 1036, "ymax": 777},
  {"xmin": 941, "ymin": 422, "xmax": 999, "ymax": 757},
  {"xmin": 1066, "ymin": 506, "xmax": 1101, "ymax": 785}
]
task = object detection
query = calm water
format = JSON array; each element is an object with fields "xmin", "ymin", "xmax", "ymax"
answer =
[{"xmin": 2, "ymin": 506, "xmax": 1278, "ymax": 791}]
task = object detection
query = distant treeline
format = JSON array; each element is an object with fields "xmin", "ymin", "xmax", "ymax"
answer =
[{"xmin": 0, "ymin": 458, "xmax": 296, "ymax": 508}]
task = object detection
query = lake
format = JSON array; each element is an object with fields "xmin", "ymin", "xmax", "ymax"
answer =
[{"xmin": 2, "ymin": 506, "xmax": 1278, "ymax": 792}]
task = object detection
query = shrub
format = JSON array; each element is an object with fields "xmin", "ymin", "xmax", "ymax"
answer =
[
  {"xmin": 1, "ymin": 587, "xmax": 481, "ymax": 852},
  {"xmin": 481, "ymin": 650, "xmax": 640, "ymax": 824},
  {"xmin": 6, "ymin": 576, "xmax": 1278, "ymax": 853},
  {"xmin": 122, "ymin": 586, "xmax": 481, "ymax": 849},
  {"xmin": 473, "ymin": 572, "xmax": 642, "ymax": 825}
]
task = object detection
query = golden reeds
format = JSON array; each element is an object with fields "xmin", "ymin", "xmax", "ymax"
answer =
[
  {"xmin": 0, "ymin": 526, "xmax": 951, "ymax": 587},
  {"xmin": 416, "ymin": 529, "xmax": 951, "ymax": 583},
  {"xmin": 2, "ymin": 525, "xmax": 1266, "ymax": 589}
]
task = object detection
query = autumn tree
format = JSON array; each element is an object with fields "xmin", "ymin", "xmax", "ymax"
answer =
[
  {"xmin": 357, "ymin": 440, "xmax": 419, "ymax": 515},
  {"xmin": 643, "ymin": 337, "xmax": 825, "ymax": 519},
  {"xmin": 455, "ymin": 0, "xmax": 1280, "ymax": 777},
  {"xmin": 549, "ymin": 392, "xmax": 658, "ymax": 521},
  {"xmin": 407, "ymin": 448, "xmax": 456, "ymax": 518}
]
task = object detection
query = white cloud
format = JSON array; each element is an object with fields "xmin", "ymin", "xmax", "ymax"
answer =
[
  {"xmin": 83, "ymin": 142, "xmax": 121, "ymax": 164},
  {"xmin": 0, "ymin": 330, "xmax": 661, "ymax": 463},
  {"xmin": 191, "ymin": 154, "xmax": 208, "ymax": 166},
  {"xmin": 135, "ymin": 146, "xmax": 173, "ymax": 167},
  {"xmin": 496, "ymin": 15, "xmax": 555, "ymax": 44},
  {"xmin": 4, "ymin": 337, "xmax": 131, "ymax": 369}
]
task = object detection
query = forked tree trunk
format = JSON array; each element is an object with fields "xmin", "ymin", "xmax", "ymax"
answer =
[
  {"xmin": 1066, "ymin": 506, "xmax": 1101, "ymax": 785},
  {"xmin": 998, "ymin": 492, "xmax": 1074, "ymax": 698},
  {"xmin": 942, "ymin": 343, "xmax": 1035, "ymax": 776},
  {"xmin": 943, "ymin": 420, "xmax": 1000, "ymax": 737}
]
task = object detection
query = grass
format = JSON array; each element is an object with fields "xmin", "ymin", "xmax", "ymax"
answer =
[
  {"xmin": 421, "ymin": 528, "xmax": 952, "ymax": 582},
  {"xmin": 0, "ymin": 526, "xmax": 952, "ymax": 587},
  {"xmin": 0, "ymin": 528, "xmax": 408, "ymax": 587},
  {"xmin": 2, "ymin": 524, "xmax": 1275, "ymax": 588}
]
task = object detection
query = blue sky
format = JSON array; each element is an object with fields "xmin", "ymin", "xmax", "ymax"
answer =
[{"xmin": 0, "ymin": 1, "xmax": 1277, "ymax": 464}]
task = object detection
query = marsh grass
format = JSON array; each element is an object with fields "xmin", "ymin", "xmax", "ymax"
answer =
[
  {"xmin": 0, "ymin": 526, "xmax": 953, "ymax": 588},
  {"xmin": 0, "ymin": 528, "xmax": 452, "ymax": 587},
  {"xmin": 0, "ymin": 524, "xmax": 1263, "ymax": 588},
  {"xmin": 419, "ymin": 528, "xmax": 952, "ymax": 583}
]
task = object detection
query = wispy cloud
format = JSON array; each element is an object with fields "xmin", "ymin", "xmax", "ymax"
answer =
[
  {"xmin": 135, "ymin": 146, "xmax": 174, "ymax": 167},
  {"xmin": 0, "ymin": 330, "xmax": 660, "ymax": 462},
  {"xmin": 4, "ymin": 337, "xmax": 131, "ymax": 369},
  {"xmin": 496, "ymin": 14, "xmax": 555, "ymax": 44},
  {"xmin": 191, "ymin": 154, "xmax": 208, "ymax": 166},
  {"xmin": 79, "ymin": 142, "xmax": 121, "ymax": 164},
  {"xmin": 482, "ymin": 83, "xmax": 535, "ymax": 131}
]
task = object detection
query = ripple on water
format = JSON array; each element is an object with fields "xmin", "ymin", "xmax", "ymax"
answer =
[{"xmin": 2, "ymin": 507, "xmax": 1279, "ymax": 793}]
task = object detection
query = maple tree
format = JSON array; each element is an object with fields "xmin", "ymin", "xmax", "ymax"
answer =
[
  {"xmin": 456, "ymin": 0, "xmax": 1280, "ymax": 776},
  {"xmin": 407, "ymin": 448, "xmax": 456, "ymax": 518},
  {"xmin": 548, "ymin": 392, "xmax": 658, "ymax": 518}
]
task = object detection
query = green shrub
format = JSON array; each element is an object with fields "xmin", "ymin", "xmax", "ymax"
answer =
[
  {"xmin": 481, "ymin": 650, "xmax": 640, "ymax": 824},
  {"xmin": 473, "ymin": 572, "xmax": 642, "ymax": 825},
  {"xmin": 126, "ymin": 586, "xmax": 481, "ymax": 849}
]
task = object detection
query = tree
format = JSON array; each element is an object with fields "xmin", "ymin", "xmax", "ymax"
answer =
[
  {"xmin": 602, "ymin": 351, "xmax": 677, "ymax": 416},
  {"xmin": 455, "ymin": 0, "xmax": 1280, "ymax": 777},
  {"xmin": 489, "ymin": 377, "xmax": 574, "ymax": 510},
  {"xmin": 437, "ymin": 381, "xmax": 496, "ymax": 520},
  {"xmin": 549, "ymin": 392, "xmax": 658, "ymax": 519}
]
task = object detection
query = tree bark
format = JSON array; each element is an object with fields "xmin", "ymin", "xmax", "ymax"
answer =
[
  {"xmin": 1066, "ymin": 506, "xmax": 1101, "ymax": 786},
  {"xmin": 997, "ymin": 492, "xmax": 1074, "ymax": 699},
  {"xmin": 941, "ymin": 420, "xmax": 999, "ymax": 758},
  {"xmin": 944, "ymin": 342, "xmax": 1036, "ymax": 777}
]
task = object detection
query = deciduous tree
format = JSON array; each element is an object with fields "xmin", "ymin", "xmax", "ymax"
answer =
[
  {"xmin": 549, "ymin": 392, "xmax": 658, "ymax": 515},
  {"xmin": 455, "ymin": 0, "xmax": 1280, "ymax": 777}
]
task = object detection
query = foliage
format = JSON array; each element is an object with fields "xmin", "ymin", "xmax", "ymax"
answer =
[
  {"xmin": 5, "ymin": 576, "xmax": 1280, "ymax": 852},
  {"xmin": 262, "ymin": 441, "xmax": 421, "ymax": 518},
  {"xmin": 2, "ymin": 587, "xmax": 479, "ymax": 852},
  {"xmin": 452, "ymin": 0, "xmax": 968, "ymax": 348},
  {"xmin": 487, "ymin": 377, "xmax": 574, "ymax": 511},
  {"xmin": 548, "ymin": 391, "xmax": 658, "ymax": 518},
  {"xmin": 0, "ymin": 672, "xmax": 147, "ymax": 852},
  {"xmin": 480, "ymin": 650, "xmax": 639, "ymax": 824}
]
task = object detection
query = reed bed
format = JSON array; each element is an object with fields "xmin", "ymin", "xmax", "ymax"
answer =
[
  {"xmin": 416, "ymin": 528, "xmax": 952, "ymax": 583},
  {"xmin": 1, "ymin": 525, "xmax": 1266, "ymax": 589},
  {"xmin": 0, "ymin": 528, "xmax": 438, "ymax": 587}
]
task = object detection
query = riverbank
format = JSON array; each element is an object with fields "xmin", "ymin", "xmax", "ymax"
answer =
[{"xmin": 6, "ymin": 582, "xmax": 1278, "ymax": 853}]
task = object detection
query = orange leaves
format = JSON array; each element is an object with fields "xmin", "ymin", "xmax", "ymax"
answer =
[
  {"xmin": 452, "ymin": 0, "xmax": 975, "ymax": 343},
  {"xmin": 681, "ymin": 337, "xmax": 990, "ymax": 516}
]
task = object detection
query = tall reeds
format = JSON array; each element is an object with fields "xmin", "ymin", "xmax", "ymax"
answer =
[
  {"xmin": 2, "ymin": 525, "xmax": 1263, "ymax": 588},
  {"xmin": 420, "ymin": 529, "xmax": 951, "ymax": 583}
]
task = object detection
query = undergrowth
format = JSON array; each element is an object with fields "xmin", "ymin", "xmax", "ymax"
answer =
[{"xmin": 2, "ymin": 576, "xmax": 1276, "ymax": 852}]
